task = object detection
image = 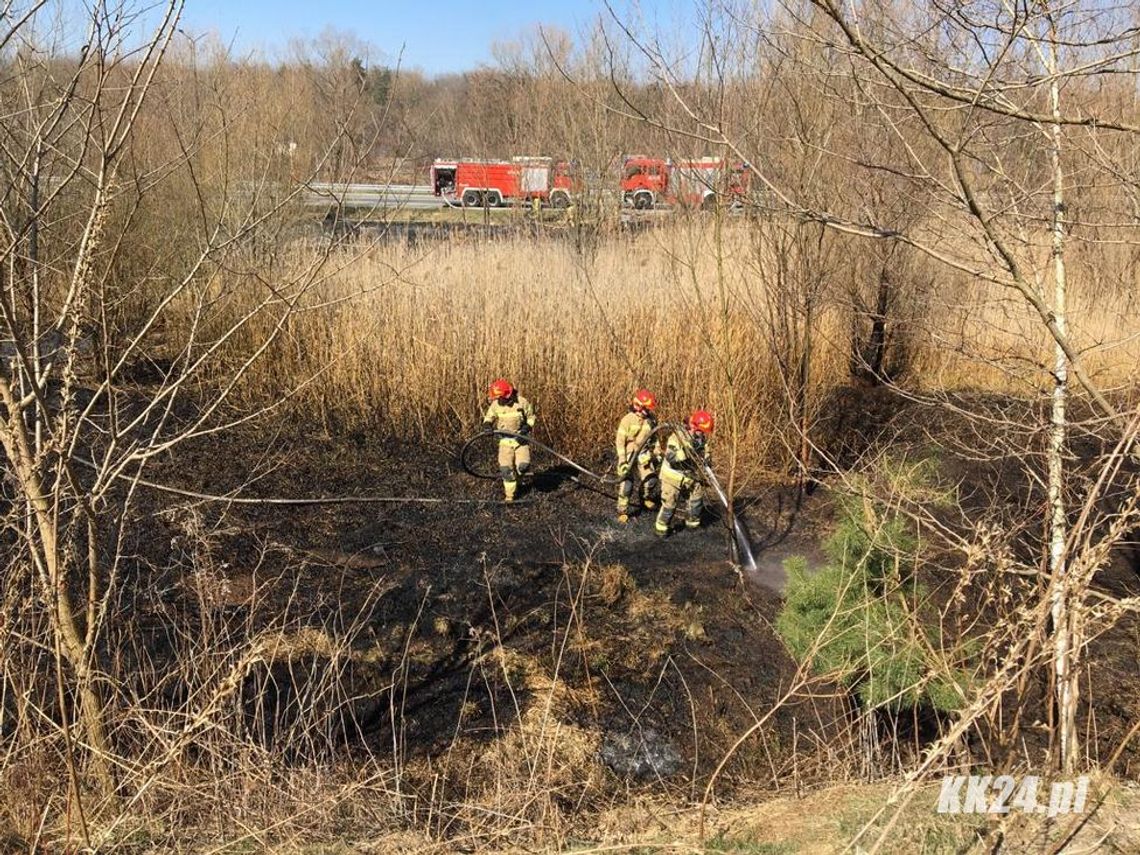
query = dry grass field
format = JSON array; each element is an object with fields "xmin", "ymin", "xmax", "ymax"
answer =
[
  {"xmin": 228, "ymin": 219, "xmax": 1140, "ymax": 475},
  {"xmin": 8, "ymin": 212, "xmax": 1122, "ymax": 851}
]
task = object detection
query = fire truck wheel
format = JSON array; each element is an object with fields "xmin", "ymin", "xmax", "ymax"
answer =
[
  {"xmin": 551, "ymin": 192, "xmax": 570, "ymax": 209},
  {"xmin": 461, "ymin": 190, "xmax": 482, "ymax": 207},
  {"xmin": 701, "ymin": 194, "xmax": 717, "ymax": 211},
  {"xmin": 634, "ymin": 192, "xmax": 653, "ymax": 210}
]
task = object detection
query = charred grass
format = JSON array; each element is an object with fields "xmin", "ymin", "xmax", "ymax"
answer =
[
  {"xmin": 6, "ymin": 382, "xmax": 1140, "ymax": 851},
  {"xmin": 68, "ymin": 392, "xmax": 1140, "ymax": 847}
]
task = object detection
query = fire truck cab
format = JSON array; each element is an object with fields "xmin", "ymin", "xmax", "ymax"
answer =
[
  {"xmin": 621, "ymin": 155, "xmax": 751, "ymax": 210},
  {"xmin": 621, "ymin": 156, "xmax": 669, "ymax": 209}
]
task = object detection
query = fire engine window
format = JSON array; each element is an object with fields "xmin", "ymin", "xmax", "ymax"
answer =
[{"xmin": 624, "ymin": 164, "xmax": 643, "ymax": 179}]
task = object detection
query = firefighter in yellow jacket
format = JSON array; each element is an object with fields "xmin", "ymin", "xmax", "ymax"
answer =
[
  {"xmin": 655, "ymin": 410, "xmax": 714, "ymax": 537},
  {"xmin": 615, "ymin": 388, "xmax": 661, "ymax": 523},
  {"xmin": 483, "ymin": 378, "xmax": 537, "ymax": 501}
]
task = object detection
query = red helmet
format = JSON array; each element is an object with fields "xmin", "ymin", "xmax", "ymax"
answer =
[
  {"xmin": 632, "ymin": 388, "xmax": 657, "ymax": 411},
  {"xmin": 689, "ymin": 410, "xmax": 714, "ymax": 434},
  {"xmin": 488, "ymin": 378, "xmax": 515, "ymax": 401}
]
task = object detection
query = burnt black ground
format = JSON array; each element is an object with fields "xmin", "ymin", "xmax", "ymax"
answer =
[
  {"xmin": 124, "ymin": 389, "xmax": 1140, "ymax": 795},
  {"xmin": 129, "ymin": 426, "xmax": 833, "ymax": 793}
]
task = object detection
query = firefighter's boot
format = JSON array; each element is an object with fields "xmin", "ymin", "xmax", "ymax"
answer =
[
  {"xmin": 617, "ymin": 473, "xmax": 634, "ymax": 523},
  {"xmin": 656, "ymin": 478, "xmax": 683, "ymax": 536},
  {"xmin": 617, "ymin": 495, "xmax": 631, "ymax": 524},
  {"xmin": 502, "ymin": 466, "xmax": 518, "ymax": 502},
  {"xmin": 684, "ymin": 485, "xmax": 705, "ymax": 528}
]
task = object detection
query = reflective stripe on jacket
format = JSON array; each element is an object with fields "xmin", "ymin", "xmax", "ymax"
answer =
[
  {"xmin": 483, "ymin": 396, "xmax": 536, "ymax": 443},
  {"xmin": 660, "ymin": 429, "xmax": 709, "ymax": 487},
  {"xmin": 615, "ymin": 410, "xmax": 655, "ymax": 463}
]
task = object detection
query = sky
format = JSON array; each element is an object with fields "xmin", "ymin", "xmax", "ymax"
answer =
[{"xmin": 175, "ymin": 0, "xmax": 606, "ymax": 75}]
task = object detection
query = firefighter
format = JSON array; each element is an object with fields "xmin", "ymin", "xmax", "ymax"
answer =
[
  {"xmin": 482, "ymin": 378, "xmax": 537, "ymax": 502},
  {"xmin": 655, "ymin": 410, "xmax": 714, "ymax": 537},
  {"xmin": 614, "ymin": 388, "xmax": 661, "ymax": 524}
]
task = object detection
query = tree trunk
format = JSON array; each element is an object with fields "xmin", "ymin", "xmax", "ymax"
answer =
[
  {"xmin": 0, "ymin": 386, "xmax": 113, "ymax": 793},
  {"xmin": 865, "ymin": 271, "xmax": 891, "ymax": 383},
  {"xmin": 1045, "ymin": 23, "xmax": 1078, "ymax": 774},
  {"xmin": 796, "ymin": 292, "xmax": 814, "ymax": 498}
]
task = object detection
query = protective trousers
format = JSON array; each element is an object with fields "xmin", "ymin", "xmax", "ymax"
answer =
[
  {"xmin": 498, "ymin": 438, "xmax": 531, "ymax": 500},
  {"xmin": 655, "ymin": 470, "xmax": 703, "ymax": 534},
  {"xmin": 617, "ymin": 452, "xmax": 659, "ymax": 514}
]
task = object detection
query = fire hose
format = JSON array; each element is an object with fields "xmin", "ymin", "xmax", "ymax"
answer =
[
  {"xmin": 87, "ymin": 427, "xmax": 758, "ymax": 573},
  {"xmin": 459, "ymin": 427, "xmax": 758, "ymax": 574}
]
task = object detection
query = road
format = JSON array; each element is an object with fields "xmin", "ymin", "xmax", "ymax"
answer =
[{"xmin": 301, "ymin": 182, "xmax": 724, "ymax": 220}]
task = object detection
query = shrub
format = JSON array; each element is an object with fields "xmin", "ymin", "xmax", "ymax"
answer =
[{"xmin": 776, "ymin": 498, "xmax": 969, "ymax": 713}]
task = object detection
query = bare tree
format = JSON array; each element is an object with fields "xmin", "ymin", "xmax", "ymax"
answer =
[
  {"xmin": 793, "ymin": 0, "xmax": 1140, "ymax": 778},
  {"xmin": 0, "ymin": 0, "xmax": 374, "ymax": 813},
  {"xmin": 601, "ymin": 0, "xmax": 1140, "ymax": 778}
]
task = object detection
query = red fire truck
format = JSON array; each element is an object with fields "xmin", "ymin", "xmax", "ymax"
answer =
[
  {"xmin": 430, "ymin": 157, "xmax": 574, "ymax": 208},
  {"xmin": 620, "ymin": 155, "xmax": 751, "ymax": 209}
]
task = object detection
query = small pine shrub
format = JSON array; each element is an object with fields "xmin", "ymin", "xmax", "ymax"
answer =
[{"xmin": 776, "ymin": 497, "xmax": 969, "ymax": 713}]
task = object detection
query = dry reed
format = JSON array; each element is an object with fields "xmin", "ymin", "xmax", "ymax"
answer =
[{"xmin": 223, "ymin": 219, "xmax": 1140, "ymax": 477}]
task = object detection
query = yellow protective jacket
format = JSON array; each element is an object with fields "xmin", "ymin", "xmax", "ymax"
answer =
[
  {"xmin": 660, "ymin": 429, "xmax": 710, "ymax": 487},
  {"xmin": 614, "ymin": 410, "xmax": 657, "ymax": 464},
  {"xmin": 483, "ymin": 396, "xmax": 536, "ymax": 440}
]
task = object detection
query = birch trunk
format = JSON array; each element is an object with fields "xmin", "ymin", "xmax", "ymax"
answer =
[{"xmin": 1044, "ymin": 17, "xmax": 1078, "ymax": 774}]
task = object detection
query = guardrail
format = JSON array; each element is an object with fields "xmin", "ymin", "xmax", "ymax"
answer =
[
  {"xmin": 303, "ymin": 182, "xmax": 440, "ymax": 210},
  {"xmin": 300, "ymin": 182, "xmax": 762, "ymax": 217}
]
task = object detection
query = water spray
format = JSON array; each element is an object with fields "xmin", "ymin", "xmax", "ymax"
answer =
[{"xmin": 696, "ymin": 460, "xmax": 759, "ymax": 576}]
